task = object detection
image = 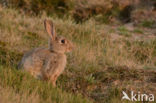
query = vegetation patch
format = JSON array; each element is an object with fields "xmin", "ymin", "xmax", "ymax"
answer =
[
  {"xmin": 0, "ymin": 6, "xmax": 156, "ymax": 103},
  {"xmin": 140, "ymin": 20, "xmax": 155, "ymax": 28},
  {"xmin": 0, "ymin": 42, "xmax": 22, "ymax": 66},
  {"xmin": 117, "ymin": 26, "xmax": 130, "ymax": 37},
  {"xmin": 0, "ymin": 66, "xmax": 92, "ymax": 103}
]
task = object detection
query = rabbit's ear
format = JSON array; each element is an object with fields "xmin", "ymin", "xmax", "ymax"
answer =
[{"xmin": 44, "ymin": 19, "xmax": 56, "ymax": 40}]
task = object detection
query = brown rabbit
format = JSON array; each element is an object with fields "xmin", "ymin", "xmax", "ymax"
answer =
[{"xmin": 18, "ymin": 19, "xmax": 74, "ymax": 86}]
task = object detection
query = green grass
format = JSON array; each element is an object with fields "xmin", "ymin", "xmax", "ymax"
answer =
[
  {"xmin": 133, "ymin": 28, "xmax": 144, "ymax": 34},
  {"xmin": 140, "ymin": 20, "xmax": 155, "ymax": 28},
  {"xmin": 0, "ymin": 66, "xmax": 91, "ymax": 103},
  {"xmin": 117, "ymin": 26, "xmax": 130, "ymax": 37}
]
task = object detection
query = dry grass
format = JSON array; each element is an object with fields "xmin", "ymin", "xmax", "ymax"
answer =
[
  {"xmin": 0, "ymin": 86, "xmax": 40, "ymax": 103},
  {"xmin": 0, "ymin": 5, "xmax": 156, "ymax": 103},
  {"xmin": 0, "ymin": 6, "xmax": 155, "ymax": 68}
]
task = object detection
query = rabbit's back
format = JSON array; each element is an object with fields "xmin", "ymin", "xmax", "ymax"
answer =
[{"xmin": 18, "ymin": 48, "xmax": 66, "ymax": 79}]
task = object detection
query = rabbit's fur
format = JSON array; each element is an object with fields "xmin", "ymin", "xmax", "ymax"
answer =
[{"xmin": 18, "ymin": 20, "xmax": 74, "ymax": 86}]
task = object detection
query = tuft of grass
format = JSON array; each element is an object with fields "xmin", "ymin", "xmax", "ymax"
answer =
[
  {"xmin": 117, "ymin": 26, "xmax": 130, "ymax": 37},
  {"xmin": 133, "ymin": 28, "xmax": 144, "ymax": 34},
  {"xmin": 140, "ymin": 20, "xmax": 155, "ymax": 28},
  {"xmin": 85, "ymin": 74, "xmax": 96, "ymax": 84}
]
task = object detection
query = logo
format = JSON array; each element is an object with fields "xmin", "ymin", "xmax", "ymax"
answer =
[{"xmin": 122, "ymin": 91, "xmax": 154, "ymax": 102}]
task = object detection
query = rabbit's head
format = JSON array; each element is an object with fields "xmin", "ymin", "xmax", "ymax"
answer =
[{"xmin": 44, "ymin": 19, "xmax": 74, "ymax": 54}]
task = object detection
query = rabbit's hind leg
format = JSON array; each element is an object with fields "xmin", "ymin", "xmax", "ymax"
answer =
[{"xmin": 50, "ymin": 74, "xmax": 59, "ymax": 87}]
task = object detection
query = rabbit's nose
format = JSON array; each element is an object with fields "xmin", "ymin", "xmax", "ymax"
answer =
[{"xmin": 66, "ymin": 43, "xmax": 75, "ymax": 52}]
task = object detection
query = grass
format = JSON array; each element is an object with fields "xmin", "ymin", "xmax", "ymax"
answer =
[
  {"xmin": 0, "ymin": 85, "xmax": 40, "ymax": 103},
  {"xmin": 0, "ymin": 66, "xmax": 91, "ymax": 103},
  {"xmin": 140, "ymin": 20, "xmax": 155, "ymax": 28},
  {"xmin": 133, "ymin": 28, "xmax": 144, "ymax": 34},
  {"xmin": 117, "ymin": 26, "xmax": 130, "ymax": 37},
  {"xmin": 0, "ymin": 6, "xmax": 156, "ymax": 103}
]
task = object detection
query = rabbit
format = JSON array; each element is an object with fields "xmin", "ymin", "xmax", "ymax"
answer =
[{"xmin": 18, "ymin": 19, "xmax": 74, "ymax": 86}]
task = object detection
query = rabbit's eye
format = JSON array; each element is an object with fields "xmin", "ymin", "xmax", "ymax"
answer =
[{"xmin": 61, "ymin": 39, "xmax": 65, "ymax": 44}]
